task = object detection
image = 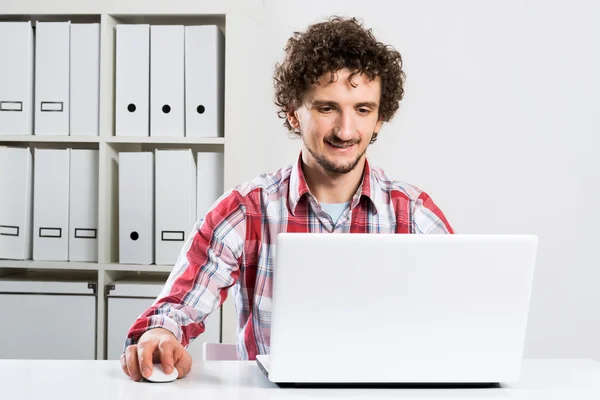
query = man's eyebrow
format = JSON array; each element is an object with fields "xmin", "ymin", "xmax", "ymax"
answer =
[
  {"xmin": 311, "ymin": 100, "xmax": 338, "ymax": 107},
  {"xmin": 355, "ymin": 101, "xmax": 379, "ymax": 108},
  {"xmin": 311, "ymin": 100, "xmax": 379, "ymax": 108}
]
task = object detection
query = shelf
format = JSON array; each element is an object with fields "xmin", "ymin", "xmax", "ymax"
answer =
[
  {"xmin": 0, "ymin": 260, "xmax": 99, "ymax": 270},
  {"xmin": 0, "ymin": 135, "xmax": 224, "ymax": 145},
  {"xmin": 0, "ymin": 0, "xmax": 263, "ymax": 17},
  {"xmin": 105, "ymin": 136, "xmax": 224, "ymax": 145},
  {"xmin": 99, "ymin": 263, "xmax": 173, "ymax": 273},
  {"xmin": 0, "ymin": 259, "xmax": 173, "ymax": 273},
  {"xmin": 0, "ymin": 135, "xmax": 100, "ymax": 143}
]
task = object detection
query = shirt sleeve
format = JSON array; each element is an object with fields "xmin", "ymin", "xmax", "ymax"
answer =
[
  {"xmin": 411, "ymin": 191, "xmax": 455, "ymax": 234},
  {"xmin": 124, "ymin": 189, "xmax": 247, "ymax": 349}
]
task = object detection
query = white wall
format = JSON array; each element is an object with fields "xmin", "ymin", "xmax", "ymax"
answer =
[{"xmin": 236, "ymin": 0, "xmax": 599, "ymax": 360}]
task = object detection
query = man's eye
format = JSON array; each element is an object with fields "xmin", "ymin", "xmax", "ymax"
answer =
[
  {"xmin": 358, "ymin": 108, "xmax": 370, "ymax": 114},
  {"xmin": 319, "ymin": 107, "xmax": 333, "ymax": 113}
]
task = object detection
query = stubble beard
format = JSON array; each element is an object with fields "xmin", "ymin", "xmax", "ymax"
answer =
[{"xmin": 302, "ymin": 134, "xmax": 367, "ymax": 175}]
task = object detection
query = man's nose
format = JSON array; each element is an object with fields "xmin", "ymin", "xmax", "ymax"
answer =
[{"xmin": 334, "ymin": 111, "xmax": 356, "ymax": 141}]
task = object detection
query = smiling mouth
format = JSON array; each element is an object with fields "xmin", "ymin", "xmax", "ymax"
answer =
[{"xmin": 326, "ymin": 141, "xmax": 355, "ymax": 149}]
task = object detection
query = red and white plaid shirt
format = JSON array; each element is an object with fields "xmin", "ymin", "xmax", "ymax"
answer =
[{"xmin": 126, "ymin": 153, "xmax": 454, "ymax": 359}]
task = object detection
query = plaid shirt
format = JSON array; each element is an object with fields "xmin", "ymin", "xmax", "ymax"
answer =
[{"xmin": 126, "ymin": 154, "xmax": 454, "ymax": 360}]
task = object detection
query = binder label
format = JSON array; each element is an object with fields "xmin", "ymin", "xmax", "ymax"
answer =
[
  {"xmin": 39, "ymin": 227, "xmax": 62, "ymax": 238},
  {"xmin": 74, "ymin": 228, "xmax": 97, "ymax": 239},
  {"xmin": 0, "ymin": 225, "xmax": 19, "ymax": 236},
  {"xmin": 161, "ymin": 231, "xmax": 185, "ymax": 242},
  {"xmin": 40, "ymin": 101, "xmax": 64, "ymax": 112},
  {"xmin": 0, "ymin": 101, "xmax": 23, "ymax": 112}
]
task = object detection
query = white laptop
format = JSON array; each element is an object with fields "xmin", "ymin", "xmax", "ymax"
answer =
[{"xmin": 256, "ymin": 233, "xmax": 538, "ymax": 386}]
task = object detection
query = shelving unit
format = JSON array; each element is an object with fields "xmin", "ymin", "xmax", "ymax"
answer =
[{"xmin": 0, "ymin": 0, "xmax": 271, "ymax": 360}]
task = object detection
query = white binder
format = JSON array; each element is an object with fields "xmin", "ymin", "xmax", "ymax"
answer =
[
  {"xmin": 155, "ymin": 149, "xmax": 196, "ymax": 265},
  {"xmin": 185, "ymin": 26, "xmax": 225, "ymax": 138},
  {"xmin": 0, "ymin": 22, "xmax": 34, "ymax": 136},
  {"xmin": 34, "ymin": 21, "xmax": 70, "ymax": 136},
  {"xmin": 150, "ymin": 25, "xmax": 184, "ymax": 138},
  {"xmin": 69, "ymin": 149, "xmax": 99, "ymax": 262},
  {"xmin": 119, "ymin": 152, "xmax": 154, "ymax": 264},
  {"xmin": 70, "ymin": 23, "xmax": 100, "ymax": 136},
  {"xmin": 0, "ymin": 147, "xmax": 33, "ymax": 260},
  {"xmin": 197, "ymin": 152, "xmax": 224, "ymax": 220},
  {"xmin": 116, "ymin": 25, "xmax": 150, "ymax": 137},
  {"xmin": 0, "ymin": 278, "xmax": 97, "ymax": 360},
  {"xmin": 33, "ymin": 148, "xmax": 70, "ymax": 261}
]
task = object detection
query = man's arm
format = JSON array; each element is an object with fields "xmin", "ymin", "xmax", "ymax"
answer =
[
  {"xmin": 121, "ymin": 189, "xmax": 247, "ymax": 380},
  {"xmin": 411, "ymin": 191, "xmax": 454, "ymax": 234}
]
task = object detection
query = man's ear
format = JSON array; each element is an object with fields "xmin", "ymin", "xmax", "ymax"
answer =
[
  {"xmin": 375, "ymin": 119, "xmax": 384, "ymax": 133},
  {"xmin": 286, "ymin": 109, "xmax": 300, "ymax": 131}
]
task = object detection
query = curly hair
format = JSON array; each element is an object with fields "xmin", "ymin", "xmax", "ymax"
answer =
[{"xmin": 273, "ymin": 16, "xmax": 406, "ymax": 143}]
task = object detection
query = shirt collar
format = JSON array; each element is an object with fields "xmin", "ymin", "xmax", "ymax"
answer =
[{"xmin": 288, "ymin": 152, "xmax": 380, "ymax": 216}]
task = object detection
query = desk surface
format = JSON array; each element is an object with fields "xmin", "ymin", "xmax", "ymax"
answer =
[{"xmin": 2, "ymin": 359, "xmax": 600, "ymax": 399}]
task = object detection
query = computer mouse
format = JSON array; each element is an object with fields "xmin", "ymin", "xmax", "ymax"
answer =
[{"xmin": 143, "ymin": 364, "xmax": 179, "ymax": 383}]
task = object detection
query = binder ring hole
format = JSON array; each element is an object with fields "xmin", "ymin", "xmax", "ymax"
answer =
[
  {"xmin": 130, "ymin": 231, "xmax": 139, "ymax": 241},
  {"xmin": 162, "ymin": 105, "xmax": 171, "ymax": 114},
  {"xmin": 127, "ymin": 104, "xmax": 136, "ymax": 113},
  {"xmin": 197, "ymin": 105, "xmax": 205, "ymax": 114}
]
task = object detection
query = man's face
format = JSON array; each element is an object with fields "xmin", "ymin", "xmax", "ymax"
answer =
[{"xmin": 288, "ymin": 68, "xmax": 384, "ymax": 175}]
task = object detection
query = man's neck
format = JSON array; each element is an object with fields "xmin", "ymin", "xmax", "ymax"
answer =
[{"xmin": 301, "ymin": 153, "xmax": 366, "ymax": 204}]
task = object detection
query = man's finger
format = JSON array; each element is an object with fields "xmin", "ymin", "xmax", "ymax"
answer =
[
  {"xmin": 120, "ymin": 353, "xmax": 130, "ymax": 377},
  {"xmin": 137, "ymin": 341, "xmax": 157, "ymax": 379},
  {"xmin": 125, "ymin": 346, "xmax": 141, "ymax": 381},
  {"xmin": 158, "ymin": 340, "xmax": 175, "ymax": 375},
  {"xmin": 174, "ymin": 347, "xmax": 192, "ymax": 379}
]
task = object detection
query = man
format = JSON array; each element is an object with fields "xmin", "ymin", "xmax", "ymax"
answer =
[{"xmin": 121, "ymin": 16, "xmax": 454, "ymax": 381}]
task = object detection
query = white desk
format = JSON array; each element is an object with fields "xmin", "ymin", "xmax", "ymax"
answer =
[{"xmin": 2, "ymin": 359, "xmax": 600, "ymax": 399}]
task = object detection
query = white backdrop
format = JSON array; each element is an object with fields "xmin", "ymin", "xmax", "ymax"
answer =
[{"xmin": 228, "ymin": 0, "xmax": 600, "ymax": 360}]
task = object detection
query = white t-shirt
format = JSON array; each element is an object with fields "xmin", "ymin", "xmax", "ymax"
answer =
[{"xmin": 320, "ymin": 202, "xmax": 351, "ymax": 225}]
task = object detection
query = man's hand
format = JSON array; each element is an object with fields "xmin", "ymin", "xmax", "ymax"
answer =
[{"xmin": 120, "ymin": 327, "xmax": 192, "ymax": 381}]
